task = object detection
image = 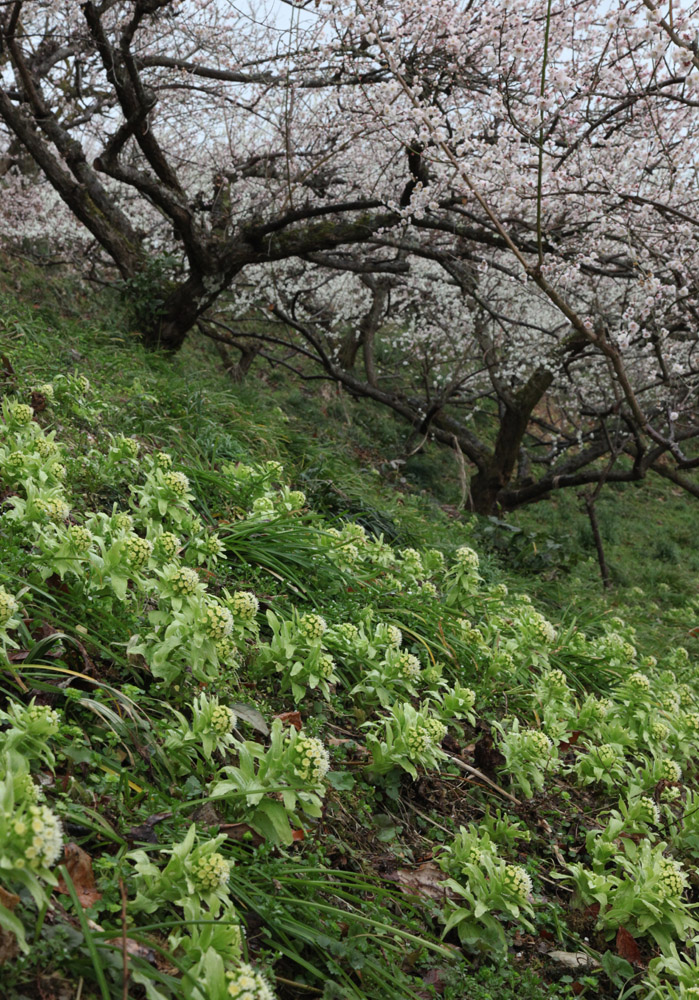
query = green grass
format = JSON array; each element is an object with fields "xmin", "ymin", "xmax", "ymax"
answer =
[{"xmin": 2, "ymin": 253, "xmax": 699, "ymax": 1000}]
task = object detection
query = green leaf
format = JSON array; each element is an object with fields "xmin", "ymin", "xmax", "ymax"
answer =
[{"xmin": 326, "ymin": 770, "xmax": 355, "ymax": 791}]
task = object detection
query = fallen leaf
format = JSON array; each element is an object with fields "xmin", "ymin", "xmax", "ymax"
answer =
[
  {"xmin": 30, "ymin": 390, "xmax": 48, "ymax": 412},
  {"xmin": 548, "ymin": 951, "xmax": 600, "ymax": 970},
  {"xmin": 391, "ymin": 863, "xmax": 451, "ymax": 903},
  {"xmin": 473, "ymin": 727, "xmax": 505, "ymax": 776},
  {"xmin": 231, "ymin": 703, "xmax": 269, "ymax": 735},
  {"xmin": 275, "ymin": 710, "xmax": 303, "ymax": 731},
  {"xmin": 559, "ymin": 730, "xmax": 583, "ymax": 751},
  {"xmin": 57, "ymin": 843, "xmax": 102, "ymax": 907},
  {"xmin": 126, "ymin": 811, "xmax": 173, "ymax": 845},
  {"xmin": 616, "ymin": 926, "xmax": 644, "ymax": 967},
  {"xmin": 86, "ymin": 919, "xmax": 156, "ymax": 964},
  {"xmin": 219, "ymin": 822, "xmax": 265, "ymax": 846},
  {"xmin": 0, "ymin": 886, "xmax": 20, "ymax": 965}
]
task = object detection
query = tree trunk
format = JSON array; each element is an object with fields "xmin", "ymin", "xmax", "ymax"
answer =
[
  {"xmin": 468, "ymin": 404, "xmax": 533, "ymax": 513},
  {"xmin": 143, "ymin": 270, "xmax": 234, "ymax": 351}
]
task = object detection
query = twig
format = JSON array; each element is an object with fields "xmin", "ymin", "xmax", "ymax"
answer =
[{"xmin": 445, "ymin": 753, "xmax": 521, "ymax": 806}]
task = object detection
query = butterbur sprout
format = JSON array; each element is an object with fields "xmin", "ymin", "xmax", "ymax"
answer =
[
  {"xmin": 252, "ymin": 496, "xmax": 275, "ymax": 516},
  {"xmin": 226, "ymin": 963, "xmax": 275, "ymax": 1000},
  {"xmin": 335, "ymin": 622, "xmax": 359, "ymax": 643},
  {"xmin": 163, "ymin": 470, "xmax": 190, "ymax": 497},
  {"xmin": 202, "ymin": 533, "xmax": 224, "ymax": 558},
  {"xmin": 636, "ymin": 797, "xmax": 660, "ymax": 826},
  {"xmin": 503, "ymin": 864, "xmax": 532, "ymax": 902},
  {"xmin": 203, "ymin": 602, "xmax": 234, "ymax": 640},
  {"xmin": 113, "ymin": 511, "xmax": 134, "ymax": 533},
  {"xmin": 454, "ymin": 546, "xmax": 479, "ymax": 570},
  {"xmin": 684, "ymin": 712, "xmax": 699, "ymax": 732},
  {"xmin": 155, "ymin": 531, "xmax": 180, "ymax": 559},
  {"xmin": 596, "ymin": 744, "xmax": 620, "ymax": 769},
  {"xmin": 215, "ymin": 635, "xmax": 237, "ymax": 662},
  {"xmin": 291, "ymin": 734, "xmax": 330, "ymax": 783},
  {"xmin": 167, "ymin": 565, "xmax": 200, "ymax": 597},
  {"xmin": 154, "ymin": 451, "xmax": 173, "ymax": 469},
  {"xmin": 523, "ymin": 730, "xmax": 552, "ymax": 759},
  {"xmin": 657, "ymin": 857, "xmax": 686, "ymax": 900},
  {"xmin": 404, "ymin": 725, "xmax": 432, "ymax": 756},
  {"xmin": 385, "ymin": 624, "xmax": 402, "ymax": 647},
  {"xmin": 191, "ymin": 852, "xmax": 231, "ymax": 891},
  {"xmin": 22, "ymin": 703, "xmax": 60, "ymax": 736},
  {"xmin": 0, "ymin": 587, "xmax": 19, "ymax": 626},
  {"xmin": 118, "ymin": 436, "xmax": 140, "ymax": 459},
  {"xmin": 298, "ymin": 613, "xmax": 327, "ymax": 640},
  {"xmin": 318, "ymin": 653, "xmax": 336, "ymax": 679},
  {"xmin": 210, "ymin": 705, "xmax": 236, "ymax": 735},
  {"xmin": 35, "ymin": 497, "xmax": 71, "ymax": 523},
  {"xmin": 422, "ymin": 717, "xmax": 447, "ymax": 745},
  {"xmin": 124, "ymin": 534, "xmax": 153, "ymax": 569},
  {"xmin": 396, "ymin": 652, "xmax": 421, "ymax": 680},
  {"xmin": 658, "ymin": 758, "xmax": 682, "ymax": 783},
  {"xmin": 650, "ymin": 722, "xmax": 669, "ymax": 743},
  {"xmin": 8, "ymin": 402, "xmax": 33, "ymax": 426},
  {"xmin": 626, "ymin": 672, "xmax": 651, "ymax": 694},
  {"xmin": 228, "ymin": 591, "xmax": 259, "ymax": 621},
  {"xmin": 36, "ymin": 437, "xmax": 58, "ymax": 458},
  {"xmin": 7, "ymin": 800, "xmax": 63, "ymax": 872}
]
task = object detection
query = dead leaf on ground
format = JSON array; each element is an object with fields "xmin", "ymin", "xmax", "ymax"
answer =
[
  {"xmin": 275, "ymin": 710, "xmax": 303, "ymax": 731},
  {"xmin": 86, "ymin": 919, "xmax": 157, "ymax": 964},
  {"xmin": 231, "ymin": 703, "xmax": 269, "ymax": 735},
  {"xmin": 56, "ymin": 843, "xmax": 102, "ymax": 907},
  {"xmin": 0, "ymin": 885, "xmax": 20, "ymax": 965},
  {"xmin": 219, "ymin": 822, "xmax": 265, "ymax": 847},
  {"xmin": 616, "ymin": 926, "xmax": 644, "ymax": 967},
  {"xmin": 548, "ymin": 951, "xmax": 600, "ymax": 970},
  {"xmin": 391, "ymin": 863, "xmax": 452, "ymax": 903},
  {"xmin": 125, "ymin": 810, "xmax": 173, "ymax": 845},
  {"xmin": 472, "ymin": 727, "xmax": 505, "ymax": 776},
  {"xmin": 559, "ymin": 730, "xmax": 583, "ymax": 751}
]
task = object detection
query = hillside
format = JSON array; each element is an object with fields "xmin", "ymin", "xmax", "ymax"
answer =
[{"xmin": 1, "ymin": 258, "xmax": 699, "ymax": 1000}]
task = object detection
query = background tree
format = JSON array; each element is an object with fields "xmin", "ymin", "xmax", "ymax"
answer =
[{"xmin": 1, "ymin": 0, "xmax": 698, "ymax": 513}]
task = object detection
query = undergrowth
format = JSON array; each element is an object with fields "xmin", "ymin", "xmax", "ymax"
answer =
[{"xmin": 1, "ymin": 259, "xmax": 699, "ymax": 1000}]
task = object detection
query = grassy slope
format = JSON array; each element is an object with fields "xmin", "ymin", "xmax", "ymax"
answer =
[{"xmin": 2, "ymin": 257, "xmax": 699, "ymax": 1000}]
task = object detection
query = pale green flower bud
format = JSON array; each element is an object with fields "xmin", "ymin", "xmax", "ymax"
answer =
[
  {"xmin": 422, "ymin": 717, "xmax": 447, "ymax": 745},
  {"xmin": 291, "ymin": 735, "xmax": 330, "ymax": 782},
  {"xmin": 454, "ymin": 546, "xmax": 479, "ymax": 570},
  {"xmin": 298, "ymin": 613, "xmax": 327, "ymax": 640},
  {"xmin": 210, "ymin": 705, "xmax": 236, "ymax": 735},
  {"xmin": 657, "ymin": 858, "xmax": 685, "ymax": 899},
  {"xmin": 203, "ymin": 602, "xmax": 234, "ymax": 640},
  {"xmin": 396, "ymin": 652, "xmax": 421, "ymax": 680},
  {"xmin": 163, "ymin": 470, "xmax": 190, "ymax": 497},
  {"xmin": 191, "ymin": 852, "xmax": 231, "ymax": 890},
  {"xmin": 0, "ymin": 587, "xmax": 19, "ymax": 626},
  {"xmin": 155, "ymin": 532, "xmax": 180, "ymax": 559},
  {"xmin": 8, "ymin": 402, "xmax": 33, "ymax": 426},
  {"xmin": 168, "ymin": 566, "xmax": 200, "ymax": 597},
  {"xmin": 228, "ymin": 590, "xmax": 259, "ymax": 621},
  {"xmin": 503, "ymin": 864, "xmax": 532, "ymax": 901},
  {"xmin": 226, "ymin": 963, "xmax": 275, "ymax": 1000},
  {"xmin": 124, "ymin": 534, "xmax": 153, "ymax": 569}
]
